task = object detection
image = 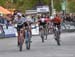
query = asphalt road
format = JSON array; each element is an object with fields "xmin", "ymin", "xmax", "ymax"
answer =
[{"xmin": 0, "ymin": 32, "xmax": 75, "ymax": 57}]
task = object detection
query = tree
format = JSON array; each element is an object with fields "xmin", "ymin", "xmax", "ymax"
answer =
[
  {"xmin": 68, "ymin": 1, "xmax": 75, "ymax": 12},
  {"xmin": 0, "ymin": 0, "xmax": 75, "ymax": 12},
  {"xmin": 0, "ymin": 0, "xmax": 6, "ymax": 6},
  {"xmin": 54, "ymin": 0, "xmax": 61, "ymax": 11}
]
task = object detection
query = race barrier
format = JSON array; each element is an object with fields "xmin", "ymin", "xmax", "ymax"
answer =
[
  {"xmin": 0, "ymin": 23, "xmax": 75, "ymax": 38},
  {"xmin": 2, "ymin": 24, "xmax": 39, "ymax": 38}
]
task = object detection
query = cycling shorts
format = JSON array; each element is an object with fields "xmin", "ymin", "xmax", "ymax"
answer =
[
  {"xmin": 17, "ymin": 24, "xmax": 23, "ymax": 31},
  {"xmin": 53, "ymin": 23, "xmax": 61, "ymax": 29}
]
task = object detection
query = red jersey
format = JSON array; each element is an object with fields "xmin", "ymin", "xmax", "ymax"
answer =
[{"xmin": 52, "ymin": 16, "xmax": 61, "ymax": 23}]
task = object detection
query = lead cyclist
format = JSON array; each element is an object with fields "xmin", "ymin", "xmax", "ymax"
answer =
[{"xmin": 13, "ymin": 13, "xmax": 25, "ymax": 46}]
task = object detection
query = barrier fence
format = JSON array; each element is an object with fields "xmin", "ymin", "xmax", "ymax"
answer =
[{"xmin": 0, "ymin": 23, "xmax": 75, "ymax": 38}]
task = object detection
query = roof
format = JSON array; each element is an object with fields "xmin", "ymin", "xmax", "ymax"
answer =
[{"xmin": 0, "ymin": 6, "xmax": 11, "ymax": 14}]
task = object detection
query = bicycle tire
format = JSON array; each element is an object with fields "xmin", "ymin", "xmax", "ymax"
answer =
[
  {"xmin": 26, "ymin": 38, "xmax": 30, "ymax": 50},
  {"xmin": 19, "ymin": 40, "xmax": 22, "ymax": 51},
  {"xmin": 45, "ymin": 28, "xmax": 48, "ymax": 40},
  {"xmin": 25, "ymin": 31, "xmax": 31, "ymax": 50},
  {"xmin": 40, "ymin": 30, "xmax": 44, "ymax": 43},
  {"xmin": 55, "ymin": 31, "xmax": 60, "ymax": 46},
  {"xmin": 55, "ymin": 37, "xmax": 60, "ymax": 46},
  {"xmin": 45, "ymin": 24, "xmax": 48, "ymax": 40}
]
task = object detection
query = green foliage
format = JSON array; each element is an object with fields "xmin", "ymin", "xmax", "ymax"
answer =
[
  {"xmin": 0, "ymin": 0, "xmax": 75, "ymax": 12},
  {"xmin": 13, "ymin": 0, "xmax": 37, "ymax": 12},
  {"xmin": 54, "ymin": 0, "xmax": 61, "ymax": 11},
  {"xmin": 68, "ymin": 1, "xmax": 75, "ymax": 12},
  {"xmin": 0, "ymin": 0, "xmax": 6, "ymax": 6}
]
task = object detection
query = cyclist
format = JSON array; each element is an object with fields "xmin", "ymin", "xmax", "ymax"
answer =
[
  {"xmin": 38, "ymin": 15, "xmax": 46, "ymax": 29},
  {"xmin": 45, "ymin": 16, "xmax": 51, "ymax": 33},
  {"xmin": 23, "ymin": 16, "xmax": 33, "ymax": 39},
  {"xmin": 51, "ymin": 14, "xmax": 62, "ymax": 41},
  {"xmin": 38, "ymin": 15, "xmax": 49, "ymax": 39},
  {"xmin": 13, "ymin": 13, "xmax": 25, "ymax": 46},
  {"xmin": 38, "ymin": 15, "xmax": 50, "ymax": 30},
  {"xmin": 52, "ymin": 14, "xmax": 62, "ymax": 32}
]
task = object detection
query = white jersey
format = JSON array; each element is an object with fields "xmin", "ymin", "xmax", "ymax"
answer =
[
  {"xmin": 25, "ymin": 16, "xmax": 33, "ymax": 23},
  {"xmin": 40, "ymin": 18, "xmax": 45, "ymax": 22},
  {"xmin": 14, "ymin": 17, "xmax": 25, "ymax": 25}
]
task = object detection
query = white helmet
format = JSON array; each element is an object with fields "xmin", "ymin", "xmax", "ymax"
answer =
[{"xmin": 17, "ymin": 13, "xmax": 22, "ymax": 16}]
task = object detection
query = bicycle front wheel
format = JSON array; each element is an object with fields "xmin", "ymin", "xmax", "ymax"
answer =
[
  {"xmin": 55, "ymin": 31, "xmax": 60, "ymax": 46},
  {"xmin": 19, "ymin": 40, "xmax": 22, "ymax": 51},
  {"xmin": 40, "ymin": 30, "xmax": 44, "ymax": 43},
  {"xmin": 26, "ymin": 38, "xmax": 30, "ymax": 50},
  {"xmin": 25, "ymin": 30, "xmax": 31, "ymax": 50}
]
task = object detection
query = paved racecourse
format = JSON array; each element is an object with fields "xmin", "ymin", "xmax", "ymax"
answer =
[{"xmin": 0, "ymin": 32, "xmax": 75, "ymax": 57}]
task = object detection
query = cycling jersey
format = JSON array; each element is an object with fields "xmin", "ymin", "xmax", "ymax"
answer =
[
  {"xmin": 23, "ymin": 16, "xmax": 33, "ymax": 27},
  {"xmin": 13, "ymin": 17, "xmax": 25, "ymax": 31},
  {"xmin": 38, "ymin": 18, "xmax": 47, "ymax": 26},
  {"xmin": 52, "ymin": 17, "xmax": 61, "ymax": 24},
  {"xmin": 52, "ymin": 16, "xmax": 61, "ymax": 34}
]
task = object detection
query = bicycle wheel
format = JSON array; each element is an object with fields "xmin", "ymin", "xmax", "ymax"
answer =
[
  {"xmin": 40, "ymin": 30, "xmax": 44, "ymax": 43},
  {"xmin": 26, "ymin": 38, "xmax": 30, "ymax": 50},
  {"xmin": 45, "ymin": 27, "xmax": 48, "ymax": 40},
  {"xmin": 44, "ymin": 24, "xmax": 48, "ymax": 40},
  {"xmin": 55, "ymin": 31, "xmax": 60, "ymax": 46},
  {"xmin": 19, "ymin": 40, "xmax": 22, "ymax": 51},
  {"xmin": 57, "ymin": 39, "xmax": 60, "ymax": 46},
  {"xmin": 25, "ymin": 31, "xmax": 31, "ymax": 50},
  {"xmin": 19, "ymin": 30, "xmax": 24, "ymax": 51}
]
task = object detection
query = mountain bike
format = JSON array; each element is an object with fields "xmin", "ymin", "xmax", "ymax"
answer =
[{"xmin": 53, "ymin": 26, "xmax": 61, "ymax": 46}]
